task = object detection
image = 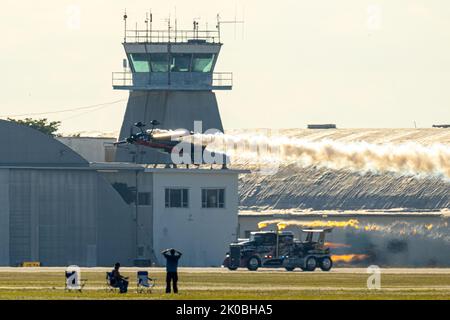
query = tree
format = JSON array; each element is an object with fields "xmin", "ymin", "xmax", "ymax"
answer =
[{"xmin": 7, "ymin": 118, "xmax": 61, "ymax": 137}]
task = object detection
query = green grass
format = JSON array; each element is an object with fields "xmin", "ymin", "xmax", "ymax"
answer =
[{"xmin": 0, "ymin": 268, "xmax": 450, "ymax": 300}]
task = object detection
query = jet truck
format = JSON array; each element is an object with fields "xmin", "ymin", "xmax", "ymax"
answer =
[{"xmin": 222, "ymin": 228, "xmax": 333, "ymax": 271}]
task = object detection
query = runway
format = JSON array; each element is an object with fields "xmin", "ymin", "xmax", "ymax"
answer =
[
  {"xmin": 1, "ymin": 267, "xmax": 450, "ymax": 274},
  {"xmin": 1, "ymin": 266, "xmax": 450, "ymax": 299}
]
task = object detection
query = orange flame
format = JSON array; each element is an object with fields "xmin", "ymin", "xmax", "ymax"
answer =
[
  {"xmin": 277, "ymin": 222, "xmax": 287, "ymax": 231},
  {"xmin": 325, "ymin": 242, "xmax": 351, "ymax": 249},
  {"xmin": 257, "ymin": 222, "xmax": 269, "ymax": 229},
  {"xmin": 258, "ymin": 219, "xmax": 360, "ymax": 230},
  {"xmin": 331, "ymin": 254, "xmax": 369, "ymax": 263}
]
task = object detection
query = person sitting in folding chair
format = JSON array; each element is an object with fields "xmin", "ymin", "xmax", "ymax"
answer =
[
  {"xmin": 111, "ymin": 262, "xmax": 129, "ymax": 293},
  {"xmin": 136, "ymin": 271, "xmax": 156, "ymax": 293},
  {"xmin": 106, "ymin": 271, "xmax": 119, "ymax": 292}
]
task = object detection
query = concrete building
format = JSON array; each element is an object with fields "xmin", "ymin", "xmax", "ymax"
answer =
[
  {"xmin": 0, "ymin": 120, "xmax": 243, "ymax": 267},
  {"xmin": 98, "ymin": 164, "xmax": 242, "ymax": 267}
]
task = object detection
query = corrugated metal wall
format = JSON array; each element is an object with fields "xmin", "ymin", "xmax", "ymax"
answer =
[
  {"xmin": 9, "ymin": 170, "xmax": 98, "ymax": 266},
  {"xmin": 6, "ymin": 169, "xmax": 135, "ymax": 267},
  {"xmin": 0, "ymin": 119, "xmax": 136, "ymax": 266},
  {"xmin": 0, "ymin": 169, "xmax": 10, "ymax": 265},
  {"xmin": 9, "ymin": 170, "xmax": 32, "ymax": 265},
  {"xmin": 37, "ymin": 170, "xmax": 97, "ymax": 266}
]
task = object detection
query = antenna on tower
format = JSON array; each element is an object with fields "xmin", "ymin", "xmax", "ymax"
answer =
[
  {"xmin": 135, "ymin": 22, "xmax": 138, "ymax": 42},
  {"xmin": 174, "ymin": 7, "xmax": 178, "ymax": 42},
  {"xmin": 216, "ymin": 7, "xmax": 245, "ymax": 41},
  {"xmin": 145, "ymin": 12, "xmax": 149, "ymax": 42},
  {"xmin": 123, "ymin": 9, "xmax": 128, "ymax": 42},
  {"xmin": 149, "ymin": 10, "xmax": 153, "ymax": 42},
  {"xmin": 216, "ymin": 14, "xmax": 221, "ymax": 42},
  {"xmin": 193, "ymin": 17, "xmax": 201, "ymax": 39},
  {"xmin": 165, "ymin": 15, "xmax": 172, "ymax": 42}
]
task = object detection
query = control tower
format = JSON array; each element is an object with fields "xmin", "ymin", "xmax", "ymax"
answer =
[{"xmin": 113, "ymin": 15, "xmax": 233, "ymax": 163}]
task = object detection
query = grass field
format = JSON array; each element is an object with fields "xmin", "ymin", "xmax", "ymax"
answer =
[{"xmin": 1, "ymin": 267, "xmax": 450, "ymax": 300}]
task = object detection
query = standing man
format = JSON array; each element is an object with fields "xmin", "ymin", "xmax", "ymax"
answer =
[{"xmin": 161, "ymin": 248, "xmax": 182, "ymax": 293}]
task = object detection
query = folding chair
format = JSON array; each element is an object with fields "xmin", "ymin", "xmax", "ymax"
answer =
[
  {"xmin": 105, "ymin": 272, "xmax": 120, "ymax": 292},
  {"xmin": 136, "ymin": 271, "xmax": 156, "ymax": 293},
  {"xmin": 65, "ymin": 270, "xmax": 86, "ymax": 292}
]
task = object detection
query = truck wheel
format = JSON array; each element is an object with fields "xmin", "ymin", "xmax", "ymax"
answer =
[
  {"xmin": 305, "ymin": 257, "xmax": 317, "ymax": 271},
  {"xmin": 227, "ymin": 266, "xmax": 238, "ymax": 271},
  {"xmin": 320, "ymin": 257, "xmax": 333, "ymax": 271},
  {"xmin": 247, "ymin": 256, "xmax": 260, "ymax": 271},
  {"xmin": 285, "ymin": 266, "xmax": 295, "ymax": 271}
]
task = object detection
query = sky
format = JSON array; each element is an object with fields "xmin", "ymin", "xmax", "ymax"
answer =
[{"xmin": 1, "ymin": 0, "xmax": 450, "ymax": 135}]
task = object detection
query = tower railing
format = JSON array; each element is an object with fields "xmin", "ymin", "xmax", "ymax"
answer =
[
  {"xmin": 212, "ymin": 72, "xmax": 233, "ymax": 87},
  {"xmin": 112, "ymin": 72, "xmax": 133, "ymax": 86},
  {"xmin": 124, "ymin": 29, "xmax": 221, "ymax": 44},
  {"xmin": 112, "ymin": 71, "xmax": 232, "ymax": 90}
]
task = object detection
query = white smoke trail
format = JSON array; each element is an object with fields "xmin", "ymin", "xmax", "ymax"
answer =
[
  {"xmin": 259, "ymin": 219, "xmax": 450, "ymax": 242},
  {"xmin": 193, "ymin": 133, "xmax": 450, "ymax": 180}
]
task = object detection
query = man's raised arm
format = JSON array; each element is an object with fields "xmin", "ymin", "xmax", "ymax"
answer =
[{"xmin": 161, "ymin": 248, "xmax": 170, "ymax": 257}]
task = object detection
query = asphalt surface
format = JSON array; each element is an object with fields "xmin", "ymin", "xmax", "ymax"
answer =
[{"xmin": 1, "ymin": 267, "xmax": 450, "ymax": 274}]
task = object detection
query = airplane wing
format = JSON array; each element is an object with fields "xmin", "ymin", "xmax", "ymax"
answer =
[{"xmin": 113, "ymin": 139, "xmax": 129, "ymax": 146}]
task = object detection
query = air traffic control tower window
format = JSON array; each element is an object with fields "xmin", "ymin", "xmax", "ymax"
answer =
[
  {"xmin": 130, "ymin": 53, "xmax": 150, "ymax": 72},
  {"xmin": 192, "ymin": 54, "xmax": 215, "ymax": 72},
  {"xmin": 170, "ymin": 53, "xmax": 192, "ymax": 72},
  {"xmin": 150, "ymin": 53, "xmax": 169, "ymax": 72}
]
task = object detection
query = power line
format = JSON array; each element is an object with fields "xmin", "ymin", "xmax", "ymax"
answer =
[
  {"xmin": 61, "ymin": 103, "xmax": 116, "ymax": 121},
  {"xmin": 0, "ymin": 98, "xmax": 127, "ymax": 118},
  {"xmin": 0, "ymin": 92, "xmax": 149, "ymax": 124}
]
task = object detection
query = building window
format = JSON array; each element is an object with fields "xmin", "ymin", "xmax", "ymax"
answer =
[
  {"xmin": 202, "ymin": 188, "xmax": 225, "ymax": 208},
  {"xmin": 138, "ymin": 192, "xmax": 151, "ymax": 206},
  {"xmin": 170, "ymin": 53, "xmax": 192, "ymax": 72},
  {"xmin": 192, "ymin": 53, "xmax": 215, "ymax": 72},
  {"xmin": 149, "ymin": 53, "xmax": 169, "ymax": 72},
  {"xmin": 165, "ymin": 188, "xmax": 189, "ymax": 208},
  {"xmin": 130, "ymin": 53, "xmax": 150, "ymax": 72}
]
